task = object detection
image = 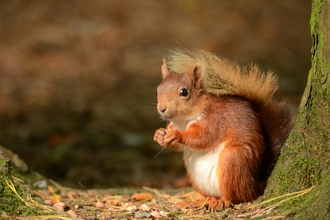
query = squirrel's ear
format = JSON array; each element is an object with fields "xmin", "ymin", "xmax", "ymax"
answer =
[
  {"xmin": 161, "ymin": 59, "xmax": 170, "ymax": 79},
  {"xmin": 188, "ymin": 65, "xmax": 203, "ymax": 89}
]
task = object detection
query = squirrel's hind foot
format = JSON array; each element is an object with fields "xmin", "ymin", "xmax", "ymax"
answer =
[{"xmin": 175, "ymin": 197, "xmax": 232, "ymax": 211}]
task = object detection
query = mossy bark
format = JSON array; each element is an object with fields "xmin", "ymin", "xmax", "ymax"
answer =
[
  {"xmin": 0, "ymin": 149, "xmax": 25, "ymax": 214},
  {"xmin": 0, "ymin": 146, "xmax": 47, "ymax": 216},
  {"xmin": 265, "ymin": 0, "xmax": 330, "ymax": 218}
]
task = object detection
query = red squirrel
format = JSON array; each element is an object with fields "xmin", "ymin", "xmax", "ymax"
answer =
[{"xmin": 153, "ymin": 48, "xmax": 293, "ymax": 210}]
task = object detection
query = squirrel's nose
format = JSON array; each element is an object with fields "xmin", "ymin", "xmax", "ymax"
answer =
[{"xmin": 159, "ymin": 106, "xmax": 167, "ymax": 113}]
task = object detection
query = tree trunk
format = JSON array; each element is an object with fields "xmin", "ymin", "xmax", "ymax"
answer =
[{"xmin": 265, "ymin": 0, "xmax": 330, "ymax": 218}]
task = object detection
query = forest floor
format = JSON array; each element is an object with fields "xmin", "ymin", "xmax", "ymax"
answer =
[
  {"xmin": 1, "ymin": 146, "xmax": 314, "ymax": 219},
  {"xmin": 3, "ymin": 175, "xmax": 313, "ymax": 220}
]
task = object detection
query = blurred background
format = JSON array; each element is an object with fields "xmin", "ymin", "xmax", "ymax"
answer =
[{"xmin": 0, "ymin": 0, "xmax": 311, "ymax": 189}]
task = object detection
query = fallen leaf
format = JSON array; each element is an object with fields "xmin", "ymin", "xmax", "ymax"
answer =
[
  {"xmin": 120, "ymin": 203, "xmax": 129, "ymax": 210},
  {"xmin": 151, "ymin": 198, "xmax": 158, "ymax": 204},
  {"xmin": 126, "ymin": 205, "xmax": 137, "ymax": 211},
  {"xmin": 44, "ymin": 199, "xmax": 54, "ymax": 206},
  {"xmin": 132, "ymin": 193, "xmax": 153, "ymax": 202},
  {"xmin": 138, "ymin": 204, "xmax": 151, "ymax": 211},
  {"xmin": 160, "ymin": 210, "xmax": 169, "ymax": 217},
  {"xmin": 150, "ymin": 211, "xmax": 162, "ymax": 218},
  {"xmin": 95, "ymin": 201, "xmax": 105, "ymax": 208},
  {"xmin": 106, "ymin": 199, "xmax": 120, "ymax": 206},
  {"xmin": 53, "ymin": 202, "xmax": 66, "ymax": 211},
  {"xmin": 67, "ymin": 210, "xmax": 77, "ymax": 218}
]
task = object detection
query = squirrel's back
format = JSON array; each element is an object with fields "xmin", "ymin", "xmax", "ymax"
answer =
[{"xmin": 165, "ymin": 48, "xmax": 294, "ymax": 181}]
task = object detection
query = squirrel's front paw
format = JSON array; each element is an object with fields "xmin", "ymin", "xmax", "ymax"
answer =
[
  {"xmin": 153, "ymin": 128, "xmax": 167, "ymax": 147},
  {"xmin": 164, "ymin": 130, "xmax": 182, "ymax": 147}
]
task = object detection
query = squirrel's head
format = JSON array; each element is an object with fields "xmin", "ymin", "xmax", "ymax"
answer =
[{"xmin": 156, "ymin": 60, "xmax": 205, "ymax": 122}]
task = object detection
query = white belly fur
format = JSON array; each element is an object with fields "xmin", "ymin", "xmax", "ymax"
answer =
[
  {"xmin": 171, "ymin": 115, "xmax": 223, "ymax": 197},
  {"xmin": 184, "ymin": 143, "xmax": 225, "ymax": 198}
]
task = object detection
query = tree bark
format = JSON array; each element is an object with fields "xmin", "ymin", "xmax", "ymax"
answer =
[{"xmin": 265, "ymin": 0, "xmax": 330, "ymax": 218}]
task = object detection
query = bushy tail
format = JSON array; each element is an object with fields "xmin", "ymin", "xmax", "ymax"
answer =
[
  {"xmin": 166, "ymin": 48, "xmax": 294, "ymax": 180},
  {"xmin": 166, "ymin": 48, "xmax": 279, "ymax": 105},
  {"xmin": 257, "ymin": 93, "xmax": 294, "ymax": 181}
]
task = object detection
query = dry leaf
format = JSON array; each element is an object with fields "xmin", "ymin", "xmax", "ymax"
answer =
[
  {"xmin": 106, "ymin": 199, "xmax": 120, "ymax": 206},
  {"xmin": 138, "ymin": 204, "xmax": 151, "ymax": 211},
  {"xmin": 53, "ymin": 202, "xmax": 66, "ymax": 211},
  {"xmin": 95, "ymin": 201, "xmax": 105, "ymax": 208},
  {"xmin": 150, "ymin": 211, "xmax": 162, "ymax": 218},
  {"xmin": 151, "ymin": 198, "xmax": 158, "ymax": 204},
  {"xmin": 120, "ymin": 203, "xmax": 129, "ymax": 210},
  {"xmin": 126, "ymin": 205, "xmax": 137, "ymax": 211},
  {"xmin": 160, "ymin": 210, "xmax": 169, "ymax": 217},
  {"xmin": 67, "ymin": 210, "xmax": 77, "ymax": 218},
  {"xmin": 132, "ymin": 193, "xmax": 153, "ymax": 201},
  {"xmin": 44, "ymin": 199, "xmax": 54, "ymax": 206}
]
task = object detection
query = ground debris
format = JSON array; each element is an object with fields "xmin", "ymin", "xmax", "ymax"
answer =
[{"xmin": 28, "ymin": 184, "xmax": 313, "ymax": 219}]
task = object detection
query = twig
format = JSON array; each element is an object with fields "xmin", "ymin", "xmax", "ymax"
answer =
[{"xmin": 237, "ymin": 186, "xmax": 314, "ymax": 219}]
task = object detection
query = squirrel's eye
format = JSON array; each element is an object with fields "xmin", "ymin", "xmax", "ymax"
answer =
[{"xmin": 180, "ymin": 88, "xmax": 188, "ymax": 96}]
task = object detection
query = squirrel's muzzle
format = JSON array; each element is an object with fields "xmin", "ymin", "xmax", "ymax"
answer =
[{"xmin": 158, "ymin": 106, "xmax": 167, "ymax": 114}]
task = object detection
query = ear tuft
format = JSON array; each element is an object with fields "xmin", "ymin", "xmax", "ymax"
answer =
[
  {"xmin": 161, "ymin": 58, "xmax": 170, "ymax": 79},
  {"xmin": 187, "ymin": 65, "xmax": 203, "ymax": 89}
]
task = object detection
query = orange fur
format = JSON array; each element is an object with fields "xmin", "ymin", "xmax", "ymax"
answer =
[{"xmin": 153, "ymin": 48, "xmax": 294, "ymax": 210}]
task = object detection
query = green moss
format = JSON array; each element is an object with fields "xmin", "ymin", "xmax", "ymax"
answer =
[
  {"xmin": 0, "ymin": 152, "xmax": 25, "ymax": 213},
  {"xmin": 0, "ymin": 180, "xmax": 24, "ymax": 213},
  {"xmin": 284, "ymin": 183, "xmax": 330, "ymax": 219},
  {"xmin": 0, "ymin": 148, "xmax": 65, "ymax": 218},
  {"xmin": 310, "ymin": 0, "xmax": 323, "ymax": 40}
]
